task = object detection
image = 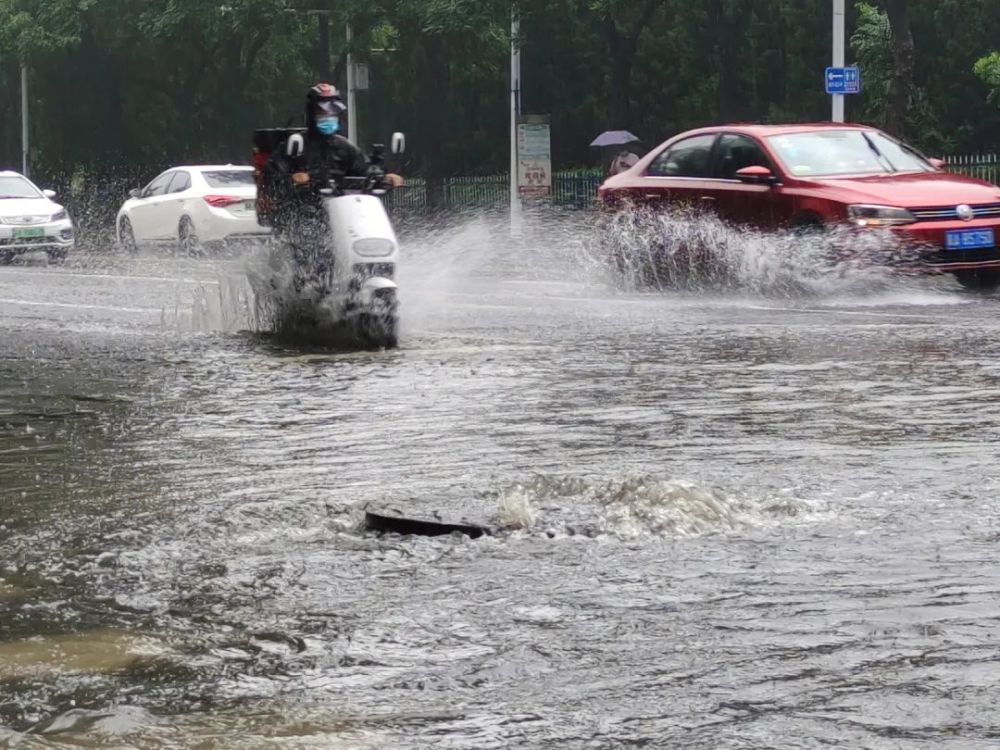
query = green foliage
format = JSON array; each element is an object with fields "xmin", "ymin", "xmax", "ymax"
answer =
[
  {"xmin": 975, "ymin": 51, "xmax": 1000, "ymax": 103},
  {"xmin": 851, "ymin": 1, "xmax": 892, "ymax": 124},
  {"xmin": 0, "ymin": 0, "xmax": 998, "ymax": 185}
]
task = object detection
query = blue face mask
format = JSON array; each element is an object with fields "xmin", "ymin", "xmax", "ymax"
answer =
[{"xmin": 316, "ymin": 117, "xmax": 339, "ymax": 135}]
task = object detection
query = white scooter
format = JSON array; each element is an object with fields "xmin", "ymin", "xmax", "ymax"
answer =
[{"xmin": 251, "ymin": 130, "xmax": 405, "ymax": 348}]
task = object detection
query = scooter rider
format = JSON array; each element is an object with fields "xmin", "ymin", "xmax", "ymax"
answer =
[{"xmin": 264, "ymin": 83, "xmax": 400, "ymax": 231}]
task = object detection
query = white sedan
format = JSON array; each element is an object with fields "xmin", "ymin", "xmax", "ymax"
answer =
[
  {"xmin": 116, "ymin": 165, "xmax": 269, "ymax": 255},
  {"xmin": 0, "ymin": 170, "xmax": 75, "ymax": 264}
]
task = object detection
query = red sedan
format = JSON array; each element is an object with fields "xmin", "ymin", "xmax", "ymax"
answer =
[{"xmin": 597, "ymin": 123, "xmax": 1000, "ymax": 289}]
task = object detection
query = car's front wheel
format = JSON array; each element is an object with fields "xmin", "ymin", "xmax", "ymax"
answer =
[
  {"xmin": 119, "ymin": 217, "xmax": 138, "ymax": 254},
  {"xmin": 954, "ymin": 269, "xmax": 1000, "ymax": 292},
  {"xmin": 46, "ymin": 249, "xmax": 68, "ymax": 266},
  {"xmin": 179, "ymin": 217, "xmax": 203, "ymax": 257}
]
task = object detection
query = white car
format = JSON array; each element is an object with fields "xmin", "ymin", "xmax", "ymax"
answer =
[
  {"xmin": 116, "ymin": 165, "xmax": 269, "ymax": 255},
  {"xmin": 0, "ymin": 170, "xmax": 74, "ymax": 264}
]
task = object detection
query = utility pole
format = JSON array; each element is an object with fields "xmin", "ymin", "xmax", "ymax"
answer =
[
  {"xmin": 832, "ymin": 0, "xmax": 845, "ymax": 122},
  {"xmin": 346, "ymin": 22, "xmax": 358, "ymax": 145},
  {"xmin": 317, "ymin": 11, "xmax": 331, "ymax": 81},
  {"xmin": 21, "ymin": 64, "xmax": 29, "ymax": 177},
  {"xmin": 509, "ymin": 11, "xmax": 521, "ymax": 234}
]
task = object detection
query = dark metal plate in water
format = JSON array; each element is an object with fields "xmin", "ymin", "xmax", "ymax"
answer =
[{"xmin": 364, "ymin": 511, "xmax": 490, "ymax": 539}]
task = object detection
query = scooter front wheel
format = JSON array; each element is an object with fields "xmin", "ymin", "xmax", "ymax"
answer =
[{"xmin": 359, "ymin": 288, "xmax": 399, "ymax": 349}]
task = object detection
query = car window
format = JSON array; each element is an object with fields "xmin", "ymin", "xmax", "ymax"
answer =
[
  {"xmin": 201, "ymin": 170, "xmax": 254, "ymax": 188},
  {"xmin": 0, "ymin": 175, "xmax": 42, "ymax": 199},
  {"xmin": 716, "ymin": 135, "xmax": 774, "ymax": 179},
  {"xmin": 167, "ymin": 171, "xmax": 191, "ymax": 194},
  {"xmin": 646, "ymin": 135, "xmax": 716, "ymax": 178},
  {"xmin": 143, "ymin": 172, "xmax": 175, "ymax": 197},
  {"xmin": 766, "ymin": 130, "xmax": 935, "ymax": 177}
]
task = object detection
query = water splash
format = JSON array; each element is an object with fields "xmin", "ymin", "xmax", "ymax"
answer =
[
  {"xmin": 493, "ymin": 474, "xmax": 815, "ymax": 540},
  {"xmin": 595, "ymin": 206, "xmax": 924, "ymax": 298}
]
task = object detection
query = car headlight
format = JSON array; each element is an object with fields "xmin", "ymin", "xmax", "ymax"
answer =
[
  {"xmin": 847, "ymin": 204, "xmax": 915, "ymax": 227},
  {"xmin": 353, "ymin": 238, "xmax": 395, "ymax": 257},
  {"xmin": 50, "ymin": 210, "xmax": 67, "ymax": 221}
]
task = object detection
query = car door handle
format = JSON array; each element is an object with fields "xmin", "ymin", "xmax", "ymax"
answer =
[
  {"xmin": 699, "ymin": 196, "xmax": 716, "ymax": 202},
  {"xmin": 643, "ymin": 193, "xmax": 661, "ymax": 198}
]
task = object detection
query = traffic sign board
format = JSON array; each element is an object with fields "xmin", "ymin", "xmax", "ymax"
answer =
[{"xmin": 825, "ymin": 66, "xmax": 860, "ymax": 95}]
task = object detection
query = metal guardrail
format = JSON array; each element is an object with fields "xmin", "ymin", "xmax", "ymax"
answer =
[
  {"xmin": 945, "ymin": 153, "xmax": 999, "ymax": 186},
  {"xmin": 387, "ymin": 157, "xmax": 1000, "ymax": 214},
  {"xmin": 387, "ymin": 171, "xmax": 603, "ymax": 214}
]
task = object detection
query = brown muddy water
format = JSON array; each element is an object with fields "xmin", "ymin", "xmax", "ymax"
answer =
[{"xmin": 2, "ymin": 213, "xmax": 1000, "ymax": 748}]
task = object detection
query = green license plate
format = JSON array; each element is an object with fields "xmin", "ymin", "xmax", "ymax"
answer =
[{"xmin": 12, "ymin": 227, "xmax": 45, "ymax": 239}]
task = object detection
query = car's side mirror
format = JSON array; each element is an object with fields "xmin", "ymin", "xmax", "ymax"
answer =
[
  {"xmin": 129, "ymin": 188, "xmax": 142, "ymax": 199},
  {"xmin": 287, "ymin": 133, "xmax": 305, "ymax": 158},
  {"xmin": 735, "ymin": 165, "xmax": 777, "ymax": 184},
  {"xmin": 928, "ymin": 157, "xmax": 947, "ymax": 170},
  {"xmin": 391, "ymin": 132, "xmax": 406, "ymax": 155},
  {"xmin": 42, "ymin": 189, "xmax": 56, "ymax": 199}
]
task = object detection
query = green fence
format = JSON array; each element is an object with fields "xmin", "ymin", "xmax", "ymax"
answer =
[{"xmin": 387, "ymin": 156, "xmax": 1000, "ymax": 215}]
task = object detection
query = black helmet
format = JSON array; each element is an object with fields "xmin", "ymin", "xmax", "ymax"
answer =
[{"xmin": 305, "ymin": 83, "xmax": 347, "ymax": 134}]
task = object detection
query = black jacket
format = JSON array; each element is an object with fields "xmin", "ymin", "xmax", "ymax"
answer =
[
  {"xmin": 269, "ymin": 132, "xmax": 368, "ymax": 186},
  {"xmin": 262, "ymin": 132, "xmax": 370, "ymax": 228}
]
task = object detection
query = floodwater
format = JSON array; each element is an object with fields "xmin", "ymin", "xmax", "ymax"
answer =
[{"xmin": 3, "ymin": 212, "xmax": 1000, "ymax": 748}]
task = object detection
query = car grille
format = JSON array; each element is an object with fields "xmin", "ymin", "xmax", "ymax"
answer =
[
  {"xmin": 910, "ymin": 203, "xmax": 1000, "ymax": 221},
  {"xmin": 923, "ymin": 247, "xmax": 1000, "ymax": 265},
  {"xmin": 3, "ymin": 215, "xmax": 49, "ymax": 225},
  {"xmin": 0, "ymin": 236, "xmax": 56, "ymax": 246}
]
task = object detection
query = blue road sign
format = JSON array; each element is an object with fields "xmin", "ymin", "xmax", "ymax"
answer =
[{"xmin": 825, "ymin": 66, "xmax": 861, "ymax": 95}]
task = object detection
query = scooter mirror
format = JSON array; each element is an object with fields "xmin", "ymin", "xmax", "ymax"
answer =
[
  {"xmin": 391, "ymin": 132, "xmax": 406, "ymax": 155},
  {"xmin": 287, "ymin": 133, "xmax": 305, "ymax": 158}
]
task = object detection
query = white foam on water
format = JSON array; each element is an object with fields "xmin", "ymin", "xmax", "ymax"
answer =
[{"xmin": 493, "ymin": 474, "xmax": 823, "ymax": 540}]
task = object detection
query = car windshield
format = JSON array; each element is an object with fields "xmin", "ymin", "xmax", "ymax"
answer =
[
  {"xmin": 202, "ymin": 170, "xmax": 254, "ymax": 187},
  {"xmin": 0, "ymin": 175, "xmax": 41, "ymax": 199},
  {"xmin": 765, "ymin": 130, "xmax": 934, "ymax": 177}
]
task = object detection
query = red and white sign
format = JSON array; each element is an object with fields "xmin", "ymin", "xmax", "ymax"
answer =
[{"xmin": 517, "ymin": 118, "xmax": 552, "ymax": 198}]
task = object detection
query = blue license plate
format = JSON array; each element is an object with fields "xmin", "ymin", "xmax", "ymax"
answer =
[{"xmin": 945, "ymin": 228, "xmax": 995, "ymax": 250}]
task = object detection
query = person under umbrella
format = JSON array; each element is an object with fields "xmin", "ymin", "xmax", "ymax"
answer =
[{"xmin": 590, "ymin": 130, "xmax": 642, "ymax": 177}]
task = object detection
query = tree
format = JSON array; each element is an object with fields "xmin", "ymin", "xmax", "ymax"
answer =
[
  {"xmin": 881, "ymin": 0, "xmax": 914, "ymax": 137},
  {"xmin": 974, "ymin": 52, "xmax": 1000, "ymax": 105}
]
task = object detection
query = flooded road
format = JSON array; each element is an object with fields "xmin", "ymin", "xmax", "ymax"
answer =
[{"xmin": 3, "ymin": 218, "xmax": 1000, "ymax": 748}]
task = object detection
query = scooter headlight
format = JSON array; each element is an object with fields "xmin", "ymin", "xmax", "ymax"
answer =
[
  {"xmin": 353, "ymin": 238, "xmax": 394, "ymax": 257},
  {"xmin": 847, "ymin": 204, "xmax": 916, "ymax": 227}
]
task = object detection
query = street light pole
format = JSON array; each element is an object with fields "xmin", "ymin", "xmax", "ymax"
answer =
[
  {"xmin": 21, "ymin": 64, "xmax": 29, "ymax": 177},
  {"xmin": 509, "ymin": 11, "xmax": 521, "ymax": 234},
  {"xmin": 832, "ymin": 0, "xmax": 845, "ymax": 122},
  {"xmin": 346, "ymin": 22, "xmax": 359, "ymax": 145},
  {"xmin": 317, "ymin": 11, "xmax": 331, "ymax": 81}
]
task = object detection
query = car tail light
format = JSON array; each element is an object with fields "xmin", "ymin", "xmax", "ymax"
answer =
[{"xmin": 203, "ymin": 195, "xmax": 244, "ymax": 207}]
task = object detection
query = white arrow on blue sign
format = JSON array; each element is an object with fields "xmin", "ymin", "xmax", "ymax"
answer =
[{"xmin": 825, "ymin": 66, "xmax": 861, "ymax": 95}]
